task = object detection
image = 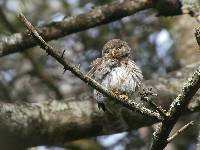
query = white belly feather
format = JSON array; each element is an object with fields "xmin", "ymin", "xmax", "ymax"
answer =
[
  {"xmin": 102, "ymin": 61, "xmax": 142, "ymax": 95},
  {"xmin": 102, "ymin": 66, "xmax": 137, "ymax": 93}
]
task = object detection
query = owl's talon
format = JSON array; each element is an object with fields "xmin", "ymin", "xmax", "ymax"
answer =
[
  {"xmin": 140, "ymin": 88, "xmax": 157, "ymax": 98},
  {"xmin": 111, "ymin": 89, "xmax": 129, "ymax": 100},
  {"xmin": 111, "ymin": 89, "xmax": 120, "ymax": 95},
  {"xmin": 119, "ymin": 94, "xmax": 129, "ymax": 100}
]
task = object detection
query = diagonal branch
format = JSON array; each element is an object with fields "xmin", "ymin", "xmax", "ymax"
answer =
[
  {"xmin": 167, "ymin": 121, "xmax": 194, "ymax": 142},
  {"xmin": 18, "ymin": 13, "xmax": 162, "ymax": 121}
]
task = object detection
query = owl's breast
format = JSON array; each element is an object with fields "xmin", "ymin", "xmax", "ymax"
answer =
[{"xmin": 101, "ymin": 62, "xmax": 142, "ymax": 94}]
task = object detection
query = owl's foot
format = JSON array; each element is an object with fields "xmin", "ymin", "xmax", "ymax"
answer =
[
  {"xmin": 119, "ymin": 94, "xmax": 129, "ymax": 100},
  {"xmin": 111, "ymin": 89, "xmax": 129, "ymax": 100},
  {"xmin": 111, "ymin": 89, "xmax": 120, "ymax": 96},
  {"xmin": 140, "ymin": 87, "xmax": 157, "ymax": 98}
]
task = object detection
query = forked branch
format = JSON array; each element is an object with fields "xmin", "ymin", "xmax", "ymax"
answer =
[
  {"xmin": 18, "ymin": 13, "xmax": 162, "ymax": 122},
  {"xmin": 150, "ymin": 26, "xmax": 200, "ymax": 150}
]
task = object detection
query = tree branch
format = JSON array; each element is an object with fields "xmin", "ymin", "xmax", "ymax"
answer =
[
  {"xmin": 18, "ymin": 12, "xmax": 162, "ymax": 121},
  {"xmin": 0, "ymin": 0, "xmax": 184, "ymax": 57},
  {"xmin": 150, "ymin": 25, "xmax": 200, "ymax": 150},
  {"xmin": 0, "ymin": 61, "xmax": 200, "ymax": 149},
  {"xmin": 167, "ymin": 121, "xmax": 194, "ymax": 142}
]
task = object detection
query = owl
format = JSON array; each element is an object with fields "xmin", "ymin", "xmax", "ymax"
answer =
[{"xmin": 88, "ymin": 39, "xmax": 143, "ymax": 112}]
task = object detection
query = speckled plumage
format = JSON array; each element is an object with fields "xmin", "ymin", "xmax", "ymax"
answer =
[{"xmin": 88, "ymin": 39, "xmax": 143, "ymax": 111}]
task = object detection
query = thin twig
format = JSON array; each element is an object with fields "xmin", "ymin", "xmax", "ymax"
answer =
[
  {"xmin": 167, "ymin": 121, "xmax": 194, "ymax": 142},
  {"xmin": 18, "ymin": 13, "xmax": 162, "ymax": 121},
  {"xmin": 140, "ymin": 89, "xmax": 167, "ymax": 119},
  {"xmin": 141, "ymin": 96, "xmax": 167, "ymax": 119}
]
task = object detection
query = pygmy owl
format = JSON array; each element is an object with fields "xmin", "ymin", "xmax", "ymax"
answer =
[{"xmin": 88, "ymin": 39, "xmax": 143, "ymax": 112}]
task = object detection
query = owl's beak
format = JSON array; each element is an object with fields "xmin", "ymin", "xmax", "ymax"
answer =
[
  {"xmin": 111, "ymin": 48, "xmax": 118, "ymax": 57},
  {"xmin": 111, "ymin": 47, "xmax": 129, "ymax": 58},
  {"xmin": 111, "ymin": 48, "xmax": 115, "ymax": 57}
]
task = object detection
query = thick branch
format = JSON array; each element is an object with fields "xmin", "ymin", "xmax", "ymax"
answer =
[
  {"xmin": 0, "ymin": 0, "xmax": 183, "ymax": 57},
  {"xmin": 0, "ymin": 62, "xmax": 200, "ymax": 149},
  {"xmin": 150, "ymin": 66, "xmax": 200, "ymax": 150}
]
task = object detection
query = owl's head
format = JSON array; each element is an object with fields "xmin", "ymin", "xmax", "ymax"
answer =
[{"xmin": 102, "ymin": 39, "xmax": 131, "ymax": 59}]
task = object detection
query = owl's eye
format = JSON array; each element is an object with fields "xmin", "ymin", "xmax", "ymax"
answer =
[{"xmin": 117, "ymin": 48, "xmax": 121, "ymax": 51}]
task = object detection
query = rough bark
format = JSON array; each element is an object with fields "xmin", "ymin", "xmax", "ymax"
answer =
[
  {"xmin": 0, "ymin": 62, "xmax": 200, "ymax": 149},
  {"xmin": 0, "ymin": 0, "xmax": 183, "ymax": 57},
  {"xmin": 150, "ymin": 65, "xmax": 200, "ymax": 150}
]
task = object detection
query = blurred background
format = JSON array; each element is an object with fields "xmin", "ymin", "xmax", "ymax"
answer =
[{"xmin": 0, "ymin": 0, "xmax": 199, "ymax": 150}]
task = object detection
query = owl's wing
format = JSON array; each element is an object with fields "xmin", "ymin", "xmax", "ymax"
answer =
[
  {"xmin": 128, "ymin": 60, "xmax": 143, "ymax": 91},
  {"xmin": 88, "ymin": 58, "xmax": 118, "ymax": 80},
  {"xmin": 87, "ymin": 58, "xmax": 103, "ymax": 77}
]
